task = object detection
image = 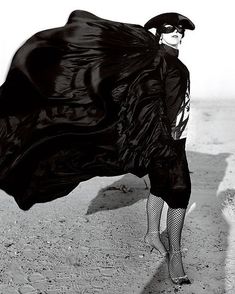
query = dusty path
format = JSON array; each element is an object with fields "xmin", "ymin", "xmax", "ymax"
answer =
[{"xmin": 0, "ymin": 100, "xmax": 234, "ymax": 294}]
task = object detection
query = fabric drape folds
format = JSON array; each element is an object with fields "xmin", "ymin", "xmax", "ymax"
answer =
[{"xmin": 0, "ymin": 10, "xmax": 175, "ymax": 210}]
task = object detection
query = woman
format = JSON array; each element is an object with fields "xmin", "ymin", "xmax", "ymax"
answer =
[
  {"xmin": 144, "ymin": 13, "xmax": 195, "ymax": 285},
  {"xmin": 0, "ymin": 10, "xmax": 194, "ymax": 286}
]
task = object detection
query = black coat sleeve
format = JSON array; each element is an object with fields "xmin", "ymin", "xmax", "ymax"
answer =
[{"xmin": 163, "ymin": 57, "xmax": 189, "ymax": 125}]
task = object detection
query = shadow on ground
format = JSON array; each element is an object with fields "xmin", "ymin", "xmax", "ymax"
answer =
[{"xmin": 86, "ymin": 173, "xmax": 150, "ymax": 215}]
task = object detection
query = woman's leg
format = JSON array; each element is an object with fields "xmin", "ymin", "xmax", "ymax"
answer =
[
  {"xmin": 167, "ymin": 207, "xmax": 191, "ymax": 284},
  {"xmin": 145, "ymin": 193, "xmax": 167, "ymax": 256}
]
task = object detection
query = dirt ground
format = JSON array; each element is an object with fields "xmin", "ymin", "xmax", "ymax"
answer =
[{"xmin": 0, "ymin": 99, "xmax": 235, "ymax": 294}]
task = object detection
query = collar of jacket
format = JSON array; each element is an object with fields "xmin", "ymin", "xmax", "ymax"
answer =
[{"xmin": 160, "ymin": 44, "xmax": 179, "ymax": 57}]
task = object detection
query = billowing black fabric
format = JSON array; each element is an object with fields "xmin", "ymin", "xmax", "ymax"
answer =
[{"xmin": 0, "ymin": 10, "xmax": 176, "ymax": 210}]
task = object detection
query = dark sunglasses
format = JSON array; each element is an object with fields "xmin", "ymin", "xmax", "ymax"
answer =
[{"xmin": 161, "ymin": 24, "xmax": 185, "ymax": 34}]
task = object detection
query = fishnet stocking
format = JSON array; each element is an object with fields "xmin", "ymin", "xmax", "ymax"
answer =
[
  {"xmin": 167, "ymin": 207, "xmax": 188, "ymax": 280},
  {"xmin": 145, "ymin": 193, "xmax": 167, "ymax": 255}
]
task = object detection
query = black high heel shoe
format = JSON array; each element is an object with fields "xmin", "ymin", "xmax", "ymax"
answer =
[
  {"xmin": 167, "ymin": 246, "xmax": 191, "ymax": 285},
  {"xmin": 144, "ymin": 231, "xmax": 168, "ymax": 257}
]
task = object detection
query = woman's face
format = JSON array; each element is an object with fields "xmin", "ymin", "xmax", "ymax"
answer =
[{"xmin": 161, "ymin": 24, "xmax": 184, "ymax": 48}]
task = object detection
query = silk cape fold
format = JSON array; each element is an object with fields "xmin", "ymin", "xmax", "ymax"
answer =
[{"xmin": 0, "ymin": 10, "xmax": 175, "ymax": 210}]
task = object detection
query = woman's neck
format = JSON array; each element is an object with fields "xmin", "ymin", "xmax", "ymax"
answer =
[{"xmin": 160, "ymin": 43, "xmax": 179, "ymax": 57}]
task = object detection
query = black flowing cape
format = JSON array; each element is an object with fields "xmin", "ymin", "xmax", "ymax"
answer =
[{"xmin": 0, "ymin": 10, "xmax": 175, "ymax": 210}]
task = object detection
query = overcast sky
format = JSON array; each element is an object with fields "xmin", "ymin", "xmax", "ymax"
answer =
[{"xmin": 0, "ymin": 0, "xmax": 234, "ymax": 99}]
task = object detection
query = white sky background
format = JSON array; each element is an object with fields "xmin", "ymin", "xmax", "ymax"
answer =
[{"xmin": 0, "ymin": 0, "xmax": 234, "ymax": 99}]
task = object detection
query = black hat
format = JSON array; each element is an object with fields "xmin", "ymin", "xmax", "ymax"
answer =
[{"xmin": 144, "ymin": 12, "xmax": 195, "ymax": 31}]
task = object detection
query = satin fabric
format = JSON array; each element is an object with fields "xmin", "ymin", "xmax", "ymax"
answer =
[{"xmin": 0, "ymin": 10, "xmax": 176, "ymax": 210}]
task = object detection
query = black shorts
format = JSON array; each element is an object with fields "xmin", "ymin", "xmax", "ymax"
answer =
[{"xmin": 148, "ymin": 139, "xmax": 191, "ymax": 209}]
